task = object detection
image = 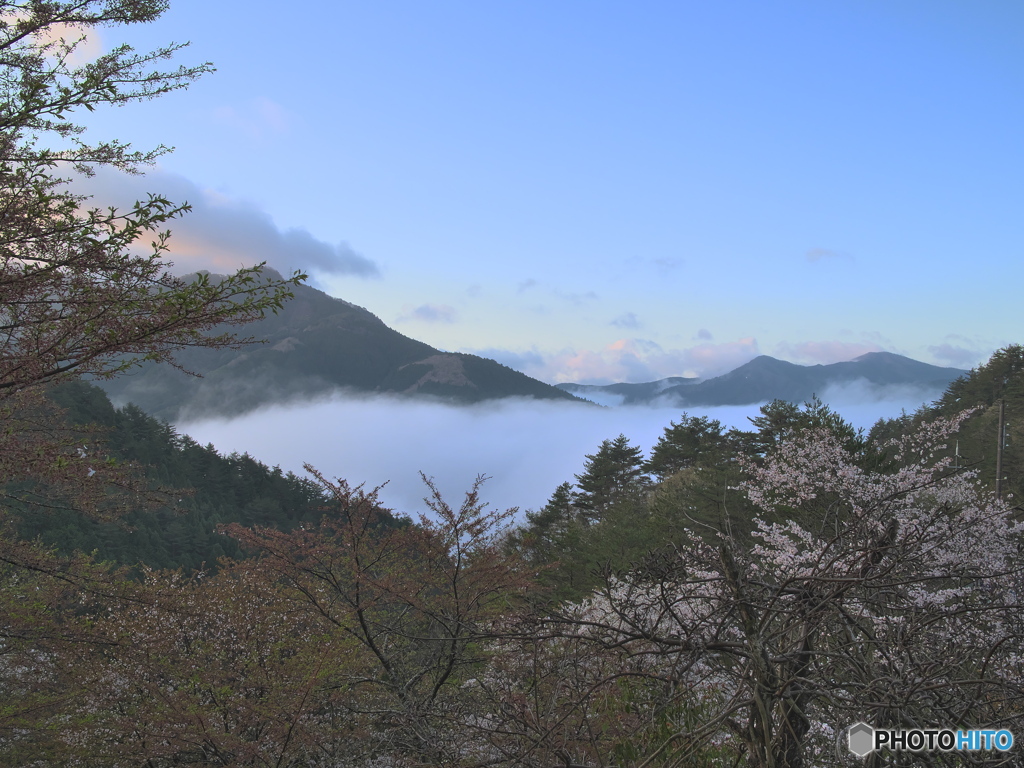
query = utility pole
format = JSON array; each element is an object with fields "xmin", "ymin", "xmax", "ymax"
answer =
[{"xmin": 995, "ymin": 399, "xmax": 1005, "ymax": 501}]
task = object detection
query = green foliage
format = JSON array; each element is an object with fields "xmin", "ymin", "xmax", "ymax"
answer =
[
  {"xmin": 645, "ymin": 413, "xmax": 731, "ymax": 479},
  {"xmin": 869, "ymin": 345, "xmax": 1024, "ymax": 504},
  {"xmin": 573, "ymin": 433, "xmax": 649, "ymax": 523},
  {"xmin": 11, "ymin": 382, "xmax": 337, "ymax": 570},
  {"xmin": 933, "ymin": 344, "xmax": 1024, "ymax": 415},
  {"xmin": 515, "ymin": 398, "xmax": 873, "ymax": 603},
  {"xmin": 734, "ymin": 395, "xmax": 864, "ymax": 458}
]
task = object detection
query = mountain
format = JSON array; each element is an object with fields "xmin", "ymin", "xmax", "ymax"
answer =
[
  {"xmin": 556, "ymin": 352, "xmax": 966, "ymax": 407},
  {"xmin": 96, "ymin": 276, "xmax": 583, "ymax": 421},
  {"xmin": 558, "ymin": 376, "xmax": 700, "ymax": 406}
]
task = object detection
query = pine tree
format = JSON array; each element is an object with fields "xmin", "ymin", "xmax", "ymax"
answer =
[
  {"xmin": 645, "ymin": 413, "xmax": 730, "ymax": 479},
  {"xmin": 736, "ymin": 396, "xmax": 863, "ymax": 458},
  {"xmin": 573, "ymin": 434, "xmax": 648, "ymax": 523}
]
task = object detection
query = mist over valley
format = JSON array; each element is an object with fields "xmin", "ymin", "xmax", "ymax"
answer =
[{"xmin": 177, "ymin": 382, "xmax": 946, "ymax": 516}]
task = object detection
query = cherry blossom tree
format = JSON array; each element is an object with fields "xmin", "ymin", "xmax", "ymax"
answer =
[{"xmin": 518, "ymin": 412, "xmax": 1024, "ymax": 768}]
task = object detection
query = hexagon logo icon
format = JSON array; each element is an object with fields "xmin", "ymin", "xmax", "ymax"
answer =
[{"xmin": 848, "ymin": 722, "xmax": 875, "ymax": 757}]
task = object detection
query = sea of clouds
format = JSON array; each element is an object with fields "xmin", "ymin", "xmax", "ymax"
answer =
[{"xmin": 177, "ymin": 382, "xmax": 940, "ymax": 520}]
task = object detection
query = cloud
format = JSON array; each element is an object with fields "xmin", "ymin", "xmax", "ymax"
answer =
[
  {"xmin": 681, "ymin": 338, "xmax": 760, "ymax": 378},
  {"xmin": 177, "ymin": 391, "xmax": 936, "ymax": 517},
  {"xmin": 517, "ymin": 279, "xmax": 539, "ymax": 293},
  {"xmin": 36, "ymin": 22, "xmax": 104, "ymax": 65},
  {"xmin": 696, "ymin": 328, "xmax": 713, "ymax": 341},
  {"xmin": 652, "ymin": 257, "xmax": 683, "ymax": 273},
  {"xmin": 554, "ymin": 289, "xmax": 599, "ymax": 305},
  {"xmin": 928, "ymin": 342, "xmax": 986, "ymax": 369},
  {"xmin": 806, "ymin": 247, "xmax": 853, "ymax": 263},
  {"xmin": 611, "ymin": 312, "xmax": 640, "ymax": 329},
  {"xmin": 213, "ymin": 97, "xmax": 292, "ymax": 142},
  {"xmin": 71, "ymin": 168, "xmax": 381, "ymax": 282},
  {"xmin": 398, "ymin": 304, "xmax": 458, "ymax": 324},
  {"xmin": 470, "ymin": 337, "xmax": 760, "ymax": 384},
  {"xmin": 774, "ymin": 340, "xmax": 883, "ymax": 366}
]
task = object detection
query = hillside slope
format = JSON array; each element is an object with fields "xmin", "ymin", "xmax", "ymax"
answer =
[{"xmin": 97, "ymin": 276, "xmax": 583, "ymax": 420}]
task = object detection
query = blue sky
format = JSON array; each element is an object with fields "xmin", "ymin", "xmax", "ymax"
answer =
[{"xmin": 81, "ymin": 0, "xmax": 1024, "ymax": 384}]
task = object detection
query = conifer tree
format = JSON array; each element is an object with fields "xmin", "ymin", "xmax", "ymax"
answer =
[
  {"xmin": 572, "ymin": 434, "xmax": 648, "ymax": 523},
  {"xmin": 645, "ymin": 413, "xmax": 730, "ymax": 479}
]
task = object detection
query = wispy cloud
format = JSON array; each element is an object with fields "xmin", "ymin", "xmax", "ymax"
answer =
[
  {"xmin": 72, "ymin": 168, "xmax": 381, "ymax": 283},
  {"xmin": 398, "ymin": 304, "xmax": 458, "ymax": 324},
  {"xmin": 652, "ymin": 257, "xmax": 683, "ymax": 273},
  {"xmin": 611, "ymin": 312, "xmax": 640, "ymax": 329},
  {"xmin": 805, "ymin": 247, "xmax": 854, "ymax": 263},
  {"xmin": 470, "ymin": 337, "xmax": 760, "ymax": 384},
  {"xmin": 36, "ymin": 21, "xmax": 104, "ymax": 65},
  {"xmin": 928, "ymin": 337, "xmax": 987, "ymax": 369},
  {"xmin": 554, "ymin": 288, "xmax": 599, "ymax": 305}
]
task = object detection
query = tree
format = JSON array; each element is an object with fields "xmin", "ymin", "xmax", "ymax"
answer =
[
  {"xmin": 933, "ymin": 344, "xmax": 1024, "ymax": 415},
  {"xmin": 532, "ymin": 412, "xmax": 1024, "ymax": 767},
  {"xmin": 68, "ymin": 564, "xmax": 357, "ymax": 767},
  {"xmin": 223, "ymin": 469, "xmax": 533, "ymax": 767},
  {"xmin": 0, "ymin": 1, "xmax": 303, "ymax": 399},
  {"xmin": 573, "ymin": 434, "xmax": 649, "ymax": 523},
  {"xmin": 0, "ymin": 1, "xmax": 303, "ymax": 517},
  {"xmin": 736, "ymin": 396, "xmax": 864, "ymax": 459},
  {"xmin": 645, "ymin": 413, "xmax": 731, "ymax": 480},
  {"xmin": 513, "ymin": 481, "xmax": 577, "ymax": 564},
  {"xmin": 0, "ymin": 8, "xmax": 307, "ymax": 756}
]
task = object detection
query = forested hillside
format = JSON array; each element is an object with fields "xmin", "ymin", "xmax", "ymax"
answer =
[
  {"xmin": 96, "ymin": 273, "xmax": 583, "ymax": 421},
  {"xmin": 868, "ymin": 344, "xmax": 1024, "ymax": 503},
  {"xmin": 8, "ymin": 383, "xmax": 336, "ymax": 569}
]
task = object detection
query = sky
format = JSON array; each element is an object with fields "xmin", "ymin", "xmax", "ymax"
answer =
[{"xmin": 74, "ymin": 0, "xmax": 1024, "ymax": 386}]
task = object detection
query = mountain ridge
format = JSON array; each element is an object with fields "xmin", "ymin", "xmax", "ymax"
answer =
[
  {"xmin": 96, "ymin": 277, "xmax": 584, "ymax": 421},
  {"xmin": 557, "ymin": 352, "xmax": 966, "ymax": 407}
]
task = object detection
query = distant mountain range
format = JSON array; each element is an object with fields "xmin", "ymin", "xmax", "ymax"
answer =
[
  {"xmin": 96, "ymin": 274, "xmax": 968, "ymax": 421},
  {"xmin": 96, "ymin": 275, "xmax": 582, "ymax": 421},
  {"xmin": 557, "ymin": 353, "xmax": 966, "ymax": 407}
]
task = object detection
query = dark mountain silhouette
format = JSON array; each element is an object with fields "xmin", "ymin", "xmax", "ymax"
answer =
[
  {"xmin": 558, "ymin": 376, "xmax": 700, "ymax": 404},
  {"xmin": 556, "ymin": 352, "xmax": 966, "ymax": 406},
  {"xmin": 96, "ymin": 275, "xmax": 583, "ymax": 421}
]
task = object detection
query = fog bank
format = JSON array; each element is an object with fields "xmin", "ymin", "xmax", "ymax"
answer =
[{"xmin": 177, "ymin": 385, "xmax": 937, "ymax": 518}]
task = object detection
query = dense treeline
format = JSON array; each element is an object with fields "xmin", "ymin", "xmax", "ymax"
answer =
[
  {"xmin": 9, "ymin": 382, "xmax": 342, "ymax": 571},
  {"xmin": 868, "ymin": 344, "xmax": 1024, "ymax": 503},
  {"xmin": 509, "ymin": 395, "xmax": 871, "ymax": 602},
  {"xmin": 512, "ymin": 347, "xmax": 1024, "ymax": 606}
]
